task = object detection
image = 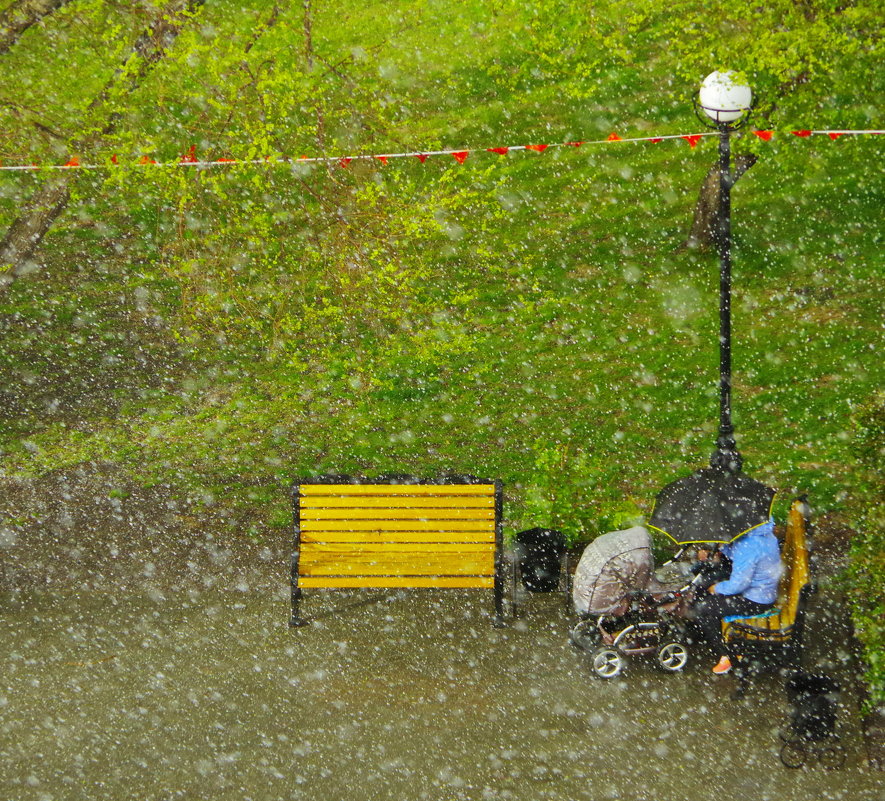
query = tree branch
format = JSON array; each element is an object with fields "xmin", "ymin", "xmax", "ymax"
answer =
[
  {"xmin": 0, "ymin": 0, "xmax": 72, "ymax": 56},
  {"xmin": 0, "ymin": 0, "xmax": 206, "ymax": 292},
  {"xmin": 0, "ymin": 98, "xmax": 66, "ymax": 140}
]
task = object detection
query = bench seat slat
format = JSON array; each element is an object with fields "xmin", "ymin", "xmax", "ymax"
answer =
[
  {"xmin": 301, "ymin": 519, "xmax": 495, "ymax": 532},
  {"xmin": 301, "ymin": 531, "xmax": 496, "ymax": 544},
  {"xmin": 725, "ymin": 609, "xmax": 796, "ymax": 640},
  {"xmin": 299, "ymin": 556, "xmax": 495, "ymax": 576},
  {"xmin": 300, "ymin": 484, "xmax": 495, "ymax": 496},
  {"xmin": 299, "ymin": 576, "xmax": 495, "ymax": 588},
  {"xmin": 734, "ymin": 613, "xmax": 783, "ymax": 630},
  {"xmin": 301, "ymin": 508, "xmax": 495, "ymax": 521}
]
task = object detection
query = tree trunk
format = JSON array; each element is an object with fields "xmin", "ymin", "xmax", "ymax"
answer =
[
  {"xmin": 302, "ymin": 0, "xmax": 327, "ymax": 152},
  {"xmin": 0, "ymin": 0, "xmax": 205, "ymax": 293},
  {"xmin": 303, "ymin": 0, "xmax": 313, "ymax": 70},
  {"xmin": 0, "ymin": 0, "xmax": 71, "ymax": 56},
  {"xmin": 0, "ymin": 172, "xmax": 69, "ymax": 289},
  {"xmin": 685, "ymin": 153, "xmax": 758, "ymax": 251}
]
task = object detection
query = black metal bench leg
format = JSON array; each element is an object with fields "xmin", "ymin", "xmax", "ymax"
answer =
[
  {"xmin": 289, "ymin": 587, "xmax": 309, "ymax": 628},
  {"xmin": 493, "ymin": 575, "xmax": 507, "ymax": 628},
  {"xmin": 492, "ymin": 482, "xmax": 507, "ymax": 627},
  {"xmin": 729, "ymin": 653, "xmax": 749, "ymax": 699},
  {"xmin": 290, "ymin": 551, "xmax": 308, "ymax": 627}
]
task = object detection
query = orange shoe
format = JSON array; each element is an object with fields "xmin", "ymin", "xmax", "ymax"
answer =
[{"xmin": 712, "ymin": 656, "xmax": 732, "ymax": 675}]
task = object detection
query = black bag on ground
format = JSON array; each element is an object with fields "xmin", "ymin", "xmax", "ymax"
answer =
[{"xmin": 515, "ymin": 528, "xmax": 566, "ymax": 592}]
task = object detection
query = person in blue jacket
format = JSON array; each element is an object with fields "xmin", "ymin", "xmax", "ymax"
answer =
[{"xmin": 694, "ymin": 517, "xmax": 783, "ymax": 675}]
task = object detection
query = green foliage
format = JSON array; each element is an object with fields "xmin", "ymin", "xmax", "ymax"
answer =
[
  {"xmin": 523, "ymin": 442, "xmax": 644, "ymax": 544},
  {"xmin": 630, "ymin": 0, "xmax": 884, "ymax": 125},
  {"xmin": 844, "ymin": 393, "xmax": 885, "ymax": 708}
]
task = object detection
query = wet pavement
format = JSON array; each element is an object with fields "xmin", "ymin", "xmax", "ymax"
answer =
[{"xmin": 1, "ymin": 579, "xmax": 880, "ymax": 800}]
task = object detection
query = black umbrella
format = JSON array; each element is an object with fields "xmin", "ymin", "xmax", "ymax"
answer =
[{"xmin": 648, "ymin": 466, "xmax": 776, "ymax": 545}]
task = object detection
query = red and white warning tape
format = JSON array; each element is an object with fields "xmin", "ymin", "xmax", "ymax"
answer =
[{"xmin": 0, "ymin": 129, "xmax": 881, "ymax": 172}]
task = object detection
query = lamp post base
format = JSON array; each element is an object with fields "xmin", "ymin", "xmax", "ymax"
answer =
[{"xmin": 710, "ymin": 441, "xmax": 743, "ymax": 474}]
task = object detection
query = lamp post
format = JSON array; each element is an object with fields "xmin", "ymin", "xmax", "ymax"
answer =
[
  {"xmin": 646, "ymin": 73, "xmax": 773, "ymax": 550},
  {"xmin": 696, "ymin": 71, "xmax": 753, "ymax": 474},
  {"xmin": 647, "ymin": 74, "xmax": 775, "ymax": 549}
]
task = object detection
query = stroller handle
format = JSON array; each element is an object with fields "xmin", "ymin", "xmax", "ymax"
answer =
[
  {"xmin": 660, "ymin": 545, "xmax": 689, "ymax": 568},
  {"xmin": 654, "ymin": 573, "xmax": 704, "ymax": 606}
]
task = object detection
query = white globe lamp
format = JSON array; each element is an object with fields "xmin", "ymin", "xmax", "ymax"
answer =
[{"xmin": 699, "ymin": 71, "xmax": 752, "ymax": 125}]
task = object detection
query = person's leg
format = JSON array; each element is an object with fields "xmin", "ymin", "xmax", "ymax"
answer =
[
  {"xmin": 694, "ymin": 594, "xmax": 771, "ymax": 660},
  {"xmin": 694, "ymin": 594, "xmax": 734, "ymax": 658}
]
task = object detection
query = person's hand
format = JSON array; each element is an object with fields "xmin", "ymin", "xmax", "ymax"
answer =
[
  {"xmin": 697, "ymin": 549, "xmax": 710, "ymax": 562},
  {"xmin": 707, "ymin": 584, "xmax": 717, "ymax": 595}
]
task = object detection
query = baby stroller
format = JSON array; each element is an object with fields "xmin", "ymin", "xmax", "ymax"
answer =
[{"xmin": 569, "ymin": 526, "xmax": 702, "ymax": 678}]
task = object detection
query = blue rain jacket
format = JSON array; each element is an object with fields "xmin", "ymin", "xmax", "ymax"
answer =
[{"xmin": 715, "ymin": 518, "xmax": 782, "ymax": 604}]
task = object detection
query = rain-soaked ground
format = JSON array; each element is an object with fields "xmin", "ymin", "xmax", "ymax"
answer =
[{"xmin": 1, "ymin": 575, "xmax": 881, "ymax": 801}]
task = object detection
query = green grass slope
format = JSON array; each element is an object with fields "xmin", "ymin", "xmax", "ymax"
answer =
[{"xmin": 0, "ymin": 0, "xmax": 882, "ymax": 690}]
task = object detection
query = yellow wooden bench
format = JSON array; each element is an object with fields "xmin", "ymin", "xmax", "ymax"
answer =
[
  {"xmin": 289, "ymin": 477, "xmax": 508, "ymax": 627},
  {"xmin": 722, "ymin": 497, "xmax": 814, "ymax": 665}
]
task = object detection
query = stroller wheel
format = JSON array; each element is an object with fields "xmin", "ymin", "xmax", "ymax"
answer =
[
  {"xmin": 818, "ymin": 744, "xmax": 846, "ymax": 771},
  {"xmin": 656, "ymin": 641, "xmax": 689, "ymax": 673},
  {"xmin": 779, "ymin": 739, "xmax": 807, "ymax": 769},
  {"xmin": 569, "ymin": 619, "xmax": 601, "ymax": 653},
  {"xmin": 590, "ymin": 646, "xmax": 624, "ymax": 679}
]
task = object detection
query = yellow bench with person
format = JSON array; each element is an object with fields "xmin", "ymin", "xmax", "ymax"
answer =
[{"xmin": 723, "ymin": 497, "xmax": 814, "ymax": 672}]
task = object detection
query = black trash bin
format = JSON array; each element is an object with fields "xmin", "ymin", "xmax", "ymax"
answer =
[{"xmin": 514, "ymin": 528, "xmax": 566, "ymax": 592}]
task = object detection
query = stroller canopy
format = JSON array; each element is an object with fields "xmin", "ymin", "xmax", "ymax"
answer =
[{"xmin": 572, "ymin": 526, "xmax": 656, "ymax": 617}]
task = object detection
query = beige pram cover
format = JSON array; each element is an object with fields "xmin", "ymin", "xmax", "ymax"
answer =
[{"xmin": 572, "ymin": 526, "xmax": 667, "ymax": 617}]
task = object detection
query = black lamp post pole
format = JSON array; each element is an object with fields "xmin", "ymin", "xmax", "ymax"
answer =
[{"xmin": 711, "ymin": 122, "xmax": 742, "ymax": 474}]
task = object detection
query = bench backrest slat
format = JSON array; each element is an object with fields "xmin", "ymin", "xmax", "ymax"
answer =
[{"xmin": 779, "ymin": 500, "xmax": 810, "ymax": 625}]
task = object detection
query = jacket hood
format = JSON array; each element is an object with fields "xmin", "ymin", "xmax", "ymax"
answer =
[{"xmin": 743, "ymin": 516, "xmax": 775, "ymax": 540}]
